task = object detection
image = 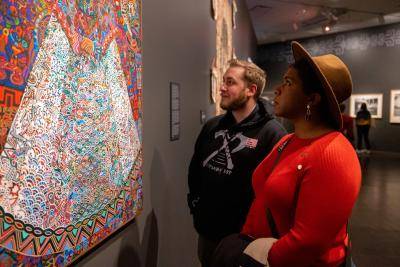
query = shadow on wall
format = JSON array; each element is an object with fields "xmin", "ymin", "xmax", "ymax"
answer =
[
  {"xmin": 117, "ymin": 210, "xmax": 159, "ymax": 267},
  {"xmin": 118, "ymin": 148, "xmax": 166, "ymax": 267},
  {"xmin": 142, "ymin": 210, "xmax": 159, "ymax": 267}
]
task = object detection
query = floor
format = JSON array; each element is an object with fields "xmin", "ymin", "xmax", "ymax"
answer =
[{"xmin": 350, "ymin": 152, "xmax": 400, "ymax": 267}]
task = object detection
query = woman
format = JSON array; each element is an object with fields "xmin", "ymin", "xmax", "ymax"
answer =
[
  {"xmin": 356, "ymin": 103, "xmax": 371, "ymax": 153},
  {"xmin": 239, "ymin": 42, "xmax": 361, "ymax": 267}
]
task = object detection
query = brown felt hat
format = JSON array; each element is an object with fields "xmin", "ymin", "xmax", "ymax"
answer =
[{"xmin": 291, "ymin": 41, "xmax": 353, "ymax": 129}]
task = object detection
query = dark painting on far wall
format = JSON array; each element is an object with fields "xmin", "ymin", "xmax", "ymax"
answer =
[{"xmin": 350, "ymin": 94, "xmax": 383, "ymax": 119}]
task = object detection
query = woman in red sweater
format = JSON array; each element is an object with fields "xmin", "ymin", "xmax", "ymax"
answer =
[{"xmin": 240, "ymin": 42, "xmax": 361, "ymax": 267}]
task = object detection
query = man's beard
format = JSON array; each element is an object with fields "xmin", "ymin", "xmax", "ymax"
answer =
[{"xmin": 220, "ymin": 90, "xmax": 249, "ymax": 111}]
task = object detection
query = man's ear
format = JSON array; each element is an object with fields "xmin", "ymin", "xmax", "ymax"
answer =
[{"xmin": 247, "ymin": 84, "xmax": 257, "ymax": 97}]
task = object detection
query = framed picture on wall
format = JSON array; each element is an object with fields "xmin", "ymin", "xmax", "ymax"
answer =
[
  {"xmin": 390, "ymin": 90, "xmax": 400, "ymax": 123},
  {"xmin": 349, "ymin": 94, "xmax": 383, "ymax": 118},
  {"xmin": 170, "ymin": 82, "xmax": 181, "ymax": 141}
]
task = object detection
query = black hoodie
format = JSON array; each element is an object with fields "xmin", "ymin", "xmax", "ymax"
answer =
[{"xmin": 188, "ymin": 99, "xmax": 287, "ymax": 241}]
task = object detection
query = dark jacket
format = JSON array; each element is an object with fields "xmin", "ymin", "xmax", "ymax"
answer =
[
  {"xmin": 187, "ymin": 99, "xmax": 287, "ymax": 241},
  {"xmin": 356, "ymin": 109, "xmax": 371, "ymax": 126}
]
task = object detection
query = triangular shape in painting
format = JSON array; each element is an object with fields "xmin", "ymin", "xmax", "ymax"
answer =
[
  {"xmin": 21, "ymin": 231, "xmax": 29, "ymax": 242},
  {"xmin": 3, "ymin": 222, "xmax": 11, "ymax": 231},
  {"xmin": 56, "ymin": 235, "xmax": 63, "ymax": 243},
  {"xmin": 39, "ymin": 236, "xmax": 46, "ymax": 246},
  {"xmin": 72, "ymin": 228, "xmax": 78, "ymax": 237}
]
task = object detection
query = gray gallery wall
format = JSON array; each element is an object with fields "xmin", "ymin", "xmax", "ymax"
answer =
[
  {"xmin": 257, "ymin": 23, "xmax": 400, "ymax": 153},
  {"xmin": 233, "ymin": 0, "xmax": 257, "ymax": 60},
  {"xmin": 76, "ymin": 0, "xmax": 256, "ymax": 267}
]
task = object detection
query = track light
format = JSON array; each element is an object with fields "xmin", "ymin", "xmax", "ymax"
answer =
[
  {"xmin": 322, "ymin": 15, "xmax": 337, "ymax": 33},
  {"xmin": 322, "ymin": 23, "xmax": 333, "ymax": 33}
]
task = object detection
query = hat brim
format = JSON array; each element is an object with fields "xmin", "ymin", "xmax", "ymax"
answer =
[{"xmin": 291, "ymin": 41, "xmax": 342, "ymax": 130}]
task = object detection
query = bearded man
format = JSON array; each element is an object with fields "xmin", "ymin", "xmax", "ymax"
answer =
[{"xmin": 187, "ymin": 59, "xmax": 287, "ymax": 267}]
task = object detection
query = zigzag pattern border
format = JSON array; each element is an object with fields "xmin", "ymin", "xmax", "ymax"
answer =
[{"xmin": 0, "ymin": 151, "xmax": 143, "ymax": 266}]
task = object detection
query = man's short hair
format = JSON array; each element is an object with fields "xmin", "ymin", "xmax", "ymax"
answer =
[{"xmin": 228, "ymin": 59, "xmax": 267, "ymax": 99}]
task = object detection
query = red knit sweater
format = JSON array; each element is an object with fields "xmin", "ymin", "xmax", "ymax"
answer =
[{"xmin": 242, "ymin": 132, "xmax": 361, "ymax": 267}]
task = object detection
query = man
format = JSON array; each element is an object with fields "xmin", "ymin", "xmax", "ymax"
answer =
[{"xmin": 187, "ymin": 59, "xmax": 286, "ymax": 267}]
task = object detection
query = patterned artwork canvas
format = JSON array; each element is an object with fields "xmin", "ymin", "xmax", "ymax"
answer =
[{"xmin": 0, "ymin": 0, "xmax": 143, "ymax": 265}]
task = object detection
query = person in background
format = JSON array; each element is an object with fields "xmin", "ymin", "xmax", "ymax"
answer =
[
  {"xmin": 233, "ymin": 41, "xmax": 361, "ymax": 267},
  {"xmin": 356, "ymin": 103, "xmax": 372, "ymax": 154},
  {"xmin": 340, "ymin": 103, "xmax": 354, "ymax": 145},
  {"xmin": 187, "ymin": 59, "xmax": 286, "ymax": 267}
]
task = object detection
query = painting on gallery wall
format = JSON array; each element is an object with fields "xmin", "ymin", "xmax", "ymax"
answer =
[
  {"xmin": 211, "ymin": 0, "xmax": 236, "ymax": 115},
  {"xmin": 0, "ymin": 0, "xmax": 143, "ymax": 265},
  {"xmin": 349, "ymin": 94, "xmax": 383, "ymax": 119},
  {"xmin": 390, "ymin": 90, "xmax": 400, "ymax": 123}
]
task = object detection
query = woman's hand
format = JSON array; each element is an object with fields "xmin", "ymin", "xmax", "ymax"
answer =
[{"xmin": 242, "ymin": 238, "xmax": 277, "ymax": 266}]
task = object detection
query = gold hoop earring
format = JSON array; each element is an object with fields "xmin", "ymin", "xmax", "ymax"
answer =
[{"xmin": 305, "ymin": 104, "xmax": 311, "ymax": 121}]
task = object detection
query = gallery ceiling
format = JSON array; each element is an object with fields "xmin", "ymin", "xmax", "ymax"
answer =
[{"xmin": 245, "ymin": 0, "xmax": 400, "ymax": 44}]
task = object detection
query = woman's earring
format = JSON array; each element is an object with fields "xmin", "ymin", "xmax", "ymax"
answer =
[{"xmin": 305, "ymin": 104, "xmax": 311, "ymax": 121}]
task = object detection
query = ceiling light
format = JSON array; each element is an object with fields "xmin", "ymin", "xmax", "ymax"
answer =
[{"xmin": 323, "ymin": 25, "xmax": 331, "ymax": 32}]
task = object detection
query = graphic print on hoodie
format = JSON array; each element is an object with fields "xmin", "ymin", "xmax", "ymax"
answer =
[
  {"xmin": 188, "ymin": 99, "xmax": 287, "ymax": 240},
  {"xmin": 203, "ymin": 130, "xmax": 259, "ymax": 175}
]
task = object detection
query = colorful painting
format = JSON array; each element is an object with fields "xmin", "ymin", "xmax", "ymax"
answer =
[{"xmin": 0, "ymin": 0, "xmax": 143, "ymax": 265}]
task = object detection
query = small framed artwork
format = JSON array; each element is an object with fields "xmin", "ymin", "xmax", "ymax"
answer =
[
  {"xmin": 390, "ymin": 89, "xmax": 400, "ymax": 123},
  {"xmin": 349, "ymin": 94, "xmax": 383, "ymax": 118},
  {"xmin": 170, "ymin": 82, "xmax": 180, "ymax": 141}
]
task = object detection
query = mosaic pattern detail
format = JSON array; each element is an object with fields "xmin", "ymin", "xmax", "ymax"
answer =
[
  {"xmin": 0, "ymin": 0, "xmax": 143, "ymax": 152},
  {"xmin": 0, "ymin": 0, "xmax": 143, "ymax": 265},
  {"xmin": 258, "ymin": 23, "xmax": 400, "ymax": 63},
  {"xmin": 0, "ymin": 0, "xmax": 53, "ymax": 152}
]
